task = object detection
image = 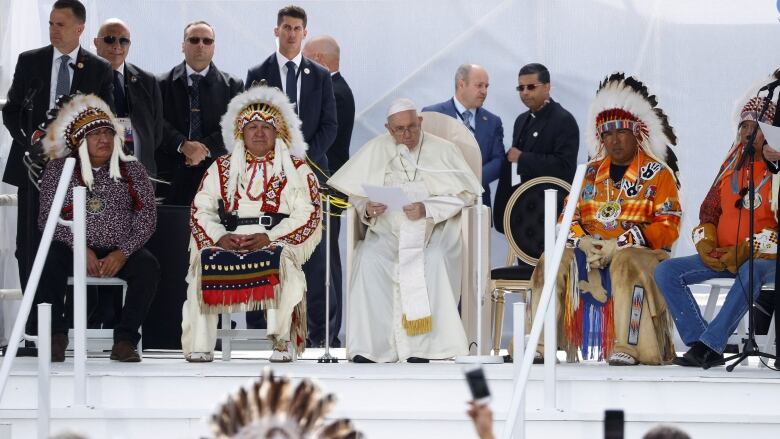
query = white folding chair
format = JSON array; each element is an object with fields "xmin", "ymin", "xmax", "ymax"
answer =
[{"xmin": 66, "ymin": 276, "xmax": 140, "ymax": 357}]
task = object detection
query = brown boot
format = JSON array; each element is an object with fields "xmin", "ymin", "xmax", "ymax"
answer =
[
  {"xmin": 51, "ymin": 334, "xmax": 68, "ymax": 362},
  {"xmin": 110, "ymin": 340, "xmax": 141, "ymax": 362}
]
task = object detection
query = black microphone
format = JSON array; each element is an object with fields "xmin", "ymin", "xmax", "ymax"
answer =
[
  {"xmin": 758, "ymin": 78, "xmax": 780, "ymax": 92},
  {"xmin": 22, "ymin": 78, "xmax": 41, "ymax": 109}
]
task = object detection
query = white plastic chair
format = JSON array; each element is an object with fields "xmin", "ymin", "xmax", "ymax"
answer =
[{"xmin": 700, "ymin": 279, "xmax": 776, "ymax": 368}]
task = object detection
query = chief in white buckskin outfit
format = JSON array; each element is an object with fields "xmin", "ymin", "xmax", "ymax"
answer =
[
  {"xmin": 328, "ymin": 98, "xmax": 482, "ymax": 363},
  {"xmin": 181, "ymin": 85, "xmax": 322, "ymax": 363}
]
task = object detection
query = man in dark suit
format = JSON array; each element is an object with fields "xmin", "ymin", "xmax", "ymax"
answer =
[
  {"xmin": 94, "ymin": 18, "xmax": 162, "ymax": 177},
  {"xmin": 303, "ymin": 35, "xmax": 355, "ymax": 347},
  {"xmin": 92, "ymin": 18, "xmax": 165, "ymax": 329},
  {"xmin": 243, "ymin": 5, "xmax": 338, "ymax": 347},
  {"xmin": 422, "ymin": 63, "xmax": 504, "ymax": 207},
  {"xmin": 493, "ymin": 63, "xmax": 579, "ymax": 233},
  {"xmin": 2, "ymin": 0, "xmax": 113, "ymax": 294},
  {"xmin": 157, "ymin": 21, "xmax": 243, "ymax": 205}
]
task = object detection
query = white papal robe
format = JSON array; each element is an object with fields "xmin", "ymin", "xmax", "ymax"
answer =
[
  {"xmin": 181, "ymin": 152, "xmax": 322, "ymax": 356},
  {"xmin": 328, "ymin": 132, "xmax": 482, "ymax": 362}
]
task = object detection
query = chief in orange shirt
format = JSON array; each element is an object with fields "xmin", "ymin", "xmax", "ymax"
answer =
[
  {"xmin": 655, "ymin": 93, "xmax": 778, "ymax": 368},
  {"xmin": 526, "ymin": 73, "xmax": 681, "ymax": 366}
]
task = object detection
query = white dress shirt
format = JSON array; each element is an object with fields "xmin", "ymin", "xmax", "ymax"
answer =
[
  {"xmin": 453, "ymin": 96, "xmax": 476, "ymax": 131},
  {"xmin": 275, "ymin": 50, "xmax": 302, "ymax": 105}
]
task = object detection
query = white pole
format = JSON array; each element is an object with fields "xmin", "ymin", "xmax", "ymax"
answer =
[
  {"xmin": 543, "ymin": 189, "xmax": 557, "ymax": 409},
  {"xmin": 37, "ymin": 303, "xmax": 51, "ymax": 439},
  {"xmin": 456, "ymin": 205, "xmax": 501, "ymax": 364},
  {"xmin": 476, "ymin": 204, "xmax": 484, "ymax": 354},
  {"xmin": 512, "ymin": 301, "xmax": 526, "ymax": 438},
  {"xmin": 0, "ymin": 158, "xmax": 76, "ymax": 398},
  {"xmin": 72, "ymin": 186, "xmax": 87, "ymax": 406},
  {"xmin": 501, "ymin": 164, "xmax": 586, "ymax": 439}
]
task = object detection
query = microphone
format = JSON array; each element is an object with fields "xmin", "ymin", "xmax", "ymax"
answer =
[
  {"xmin": 22, "ymin": 78, "xmax": 41, "ymax": 110},
  {"xmin": 758, "ymin": 78, "xmax": 780, "ymax": 93},
  {"xmin": 398, "ymin": 148, "xmax": 472, "ymax": 175}
]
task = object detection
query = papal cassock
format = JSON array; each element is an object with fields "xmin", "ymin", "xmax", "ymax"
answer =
[{"xmin": 329, "ymin": 109, "xmax": 483, "ymax": 362}]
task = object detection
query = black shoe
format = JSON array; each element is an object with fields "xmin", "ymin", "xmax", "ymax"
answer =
[
  {"xmin": 51, "ymin": 334, "xmax": 68, "ymax": 363},
  {"xmin": 351, "ymin": 355, "xmax": 375, "ymax": 363},
  {"xmin": 675, "ymin": 342, "xmax": 724, "ymax": 368},
  {"xmin": 406, "ymin": 357, "xmax": 430, "ymax": 363}
]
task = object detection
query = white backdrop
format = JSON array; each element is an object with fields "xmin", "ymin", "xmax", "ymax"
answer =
[{"xmin": 2, "ymin": 0, "xmax": 780, "ymax": 339}]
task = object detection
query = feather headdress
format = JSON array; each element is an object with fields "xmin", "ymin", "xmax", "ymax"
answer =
[
  {"xmin": 41, "ymin": 93, "xmax": 134, "ymax": 190},
  {"xmin": 211, "ymin": 367, "xmax": 364, "ymax": 439}
]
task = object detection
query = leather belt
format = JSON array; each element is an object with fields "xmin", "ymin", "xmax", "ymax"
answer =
[{"xmin": 235, "ymin": 213, "xmax": 289, "ymax": 229}]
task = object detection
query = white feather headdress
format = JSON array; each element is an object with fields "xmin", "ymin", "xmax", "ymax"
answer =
[
  {"xmin": 219, "ymin": 85, "xmax": 309, "ymax": 205},
  {"xmin": 41, "ymin": 93, "xmax": 135, "ymax": 189},
  {"xmin": 586, "ymin": 73, "xmax": 677, "ymax": 169}
]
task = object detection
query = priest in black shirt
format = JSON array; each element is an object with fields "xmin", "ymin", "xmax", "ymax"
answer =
[{"xmin": 493, "ymin": 63, "xmax": 579, "ymax": 233}]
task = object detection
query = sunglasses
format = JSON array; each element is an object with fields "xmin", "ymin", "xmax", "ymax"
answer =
[
  {"xmin": 186, "ymin": 37, "xmax": 215, "ymax": 45},
  {"xmin": 101, "ymin": 35, "xmax": 131, "ymax": 47},
  {"xmin": 516, "ymin": 83, "xmax": 544, "ymax": 92}
]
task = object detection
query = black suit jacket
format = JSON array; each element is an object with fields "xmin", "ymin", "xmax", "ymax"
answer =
[
  {"xmin": 493, "ymin": 99, "xmax": 579, "ymax": 232},
  {"xmin": 156, "ymin": 61, "xmax": 244, "ymax": 182},
  {"xmin": 2, "ymin": 45, "xmax": 114, "ymax": 187},
  {"xmin": 327, "ymin": 72, "xmax": 355, "ymax": 174},
  {"xmin": 123, "ymin": 62, "xmax": 163, "ymax": 176},
  {"xmin": 245, "ymin": 54, "xmax": 337, "ymax": 178}
]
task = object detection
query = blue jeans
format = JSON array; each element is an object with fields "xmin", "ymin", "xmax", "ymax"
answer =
[{"xmin": 654, "ymin": 254, "xmax": 775, "ymax": 354}]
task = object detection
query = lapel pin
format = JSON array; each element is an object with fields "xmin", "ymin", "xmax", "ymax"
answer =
[
  {"xmin": 482, "ymin": 116, "xmax": 487, "ymax": 121},
  {"xmin": 77, "ymin": 62, "xmax": 84, "ymax": 69},
  {"xmin": 303, "ymin": 67, "xmax": 310, "ymax": 75},
  {"xmin": 130, "ymin": 75, "xmax": 138, "ymax": 83},
  {"xmin": 533, "ymin": 131, "xmax": 538, "ymax": 137}
]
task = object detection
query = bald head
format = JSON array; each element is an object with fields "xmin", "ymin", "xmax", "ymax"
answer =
[
  {"xmin": 302, "ymin": 35, "xmax": 340, "ymax": 73},
  {"xmin": 94, "ymin": 18, "xmax": 131, "ymax": 69}
]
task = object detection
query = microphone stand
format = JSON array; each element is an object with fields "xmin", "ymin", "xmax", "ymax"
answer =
[
  {"xmin": 318, "ymin": 187, "xmax": 338, "ymax": 363},
  {"xmin": 707, "ymin": 88, "xmax": 778, "ymax": 370}
]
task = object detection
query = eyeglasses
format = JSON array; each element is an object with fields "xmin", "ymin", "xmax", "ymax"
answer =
[
  {"xmin": 389, "ymin": 124, "xmax": 420, "ymax": 136},
  {"xmin": 516, "ymin": 83, "xmax": 544, "ymax": 92},
  {"xmin": 186, "ymin": 37, "xmax": 214, "ymax": 46},
  {"xmin": 101, "ymin": 35, "xmax": 131, "ymax": 47}
]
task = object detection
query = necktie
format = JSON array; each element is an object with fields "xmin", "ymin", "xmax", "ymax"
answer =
[
  {"xmin": 113, "ymin": 71, "xmax": 129, "ymax": 117},
  {"xmin": 462, "ymin": 109, "xmax": 474, "ymax": 132},
  {"xmin": 55, "ymin": 55, "xmax": 71, "ymax": 99},
  {"xmin": 285, "ymin": 60, "xmax": 297, "ymax": 110},
  {"xmin": 189, "ymin": 73, "xmax": 203, "ymax": 139}
]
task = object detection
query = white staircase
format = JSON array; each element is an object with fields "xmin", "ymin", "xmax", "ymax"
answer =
[{"xmin": 1, "ymin": 349, "xmax": 779, "ymax": 438}]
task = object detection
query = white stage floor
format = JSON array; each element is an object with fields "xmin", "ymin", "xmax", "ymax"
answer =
[{"xmin": 2, "ymin": 348, "xmax": 780, "ymax": 438}]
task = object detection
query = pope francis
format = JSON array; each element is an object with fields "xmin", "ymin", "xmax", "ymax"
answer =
[{"xmin": 328, "ymin": 98, "xmax": 482, "ymax": 363}]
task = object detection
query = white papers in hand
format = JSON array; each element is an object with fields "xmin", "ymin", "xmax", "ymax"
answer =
[
  {"xmin": 362, "ymin": 184, "xmax": 412, "ymax": 212},
  {"xmin": 759, "ymin": 122, "xmax": 780, "ymax": 152}
]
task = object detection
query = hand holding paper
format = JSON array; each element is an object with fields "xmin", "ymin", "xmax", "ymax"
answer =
[{"xmin": 362, "ymin": 184, "xmax": 412, "ymax": 212}]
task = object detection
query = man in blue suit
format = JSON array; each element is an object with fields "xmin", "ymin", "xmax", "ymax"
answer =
[
  {"xmin": 243, "ymin": 5, "xmax": 339, "ymax": 347},
  {"xmin": 422, "ymin": 64, "xmax": 504, "ymax": 207}
]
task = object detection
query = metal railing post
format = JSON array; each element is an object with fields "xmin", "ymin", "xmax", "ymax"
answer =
[
  {"xmin": 0, "ymin": 158, "xmax": 76, "ymax": 398},
  {"xmin": 37, "ymin": 303, "xmax": 51, "ymax": 439},
  {"xmin": 501, "ymin": 164, "xmax": 586, "ymax": 439},
  {"xmin": 71, "ymin": 186, "xmax": 87, "ymax": 405},
  {"xmin": 512, "ymin": 301, "xmax": 526, "ymax": 438},
  {"xmin": 543, "ymin": 189, "xmax": 557, "ymax": 409}
]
